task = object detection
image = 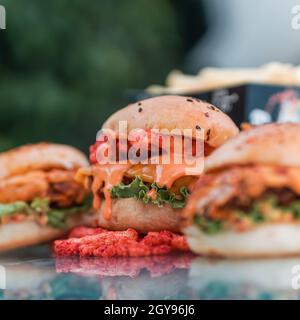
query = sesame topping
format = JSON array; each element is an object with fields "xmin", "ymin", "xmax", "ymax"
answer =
[
  {"xmin": 206, "ymin": 128, "xmax": 211, "ymax": 141},
  {"xmin": 204, "ymin": 112, "xmax": 210, "ymax": 118},
  {"xmin": 207, "ymin": 105, "xmax": 216, "ymax": 111},
  {"xmin": 187, "ymin": 98, "xmax": 194, "ymax": 103},
  {"xmin": 195, "ymin": 125, "xmax": 201, "ymax": 130},
  {"xmin": 138, "ymin": 107, "xmax": 143, "ymax": 112}
]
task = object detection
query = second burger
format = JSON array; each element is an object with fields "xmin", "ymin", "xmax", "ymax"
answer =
[{"xmin": 76, "ymin": 95, "xmax": 238, "ymax": 233}]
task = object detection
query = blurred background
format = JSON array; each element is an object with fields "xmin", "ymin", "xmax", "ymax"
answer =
[{"xmin": 0, "ymin": 0, "xmax": 299, "ymax": 153}]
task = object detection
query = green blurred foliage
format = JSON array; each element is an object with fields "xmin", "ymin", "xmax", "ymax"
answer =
[{"xmin": 0, "ymin": 0, "xmax": 182, "ymax": 152}]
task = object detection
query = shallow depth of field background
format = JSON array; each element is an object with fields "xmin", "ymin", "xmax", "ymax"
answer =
[
  {"xmin": 0, "ymin": 0, "xmax": 206, "ymax": 151},
  {"xmin": 0, "ymin": 0, "xmax": 299, "ymax": 153}
]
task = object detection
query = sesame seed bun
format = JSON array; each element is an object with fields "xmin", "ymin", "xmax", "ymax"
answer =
[
  {"xmin": 0, "ymin": 212, "xmax": 95, "ymax": 252},
  {"xmin": 95, "ymin": 96, "xmax": 238, "ymax": 233},
  {"xmin": 0, "ymin": 142, "xmax": 89, "ymax": 180},
  {"xmin": 102, "ymin": 95, "xmax": 239, "ymax": 148},
  {"xmin": 183, "ymin": 123, "xmax": 300, "ymax": 258},
  {"xmin": 205, "ymin": 122, "xmax": 300, "ymax": 172},
  {"xmin": 98, "ymin": 198, "xmax": 180, "ymax": 233},
  {"xmin": 185, "ymin": 223, "xmax": 300, "ymax": 258},
  {"xmin": 0, "ymin": 143, "xmax": 91, "ymax": 252}
]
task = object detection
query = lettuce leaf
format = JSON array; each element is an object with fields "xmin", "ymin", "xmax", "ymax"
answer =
[
  {"xmin": 110, "ymin": 176, "xmax": 189, "ymax": 209},
  {"xmin": 47, "ymin": 198, "xmax": 91, "ymax": 229},
  {"xmin": 0, "ymin": 197, "xmax": 92, "ymax": 229},
  {"xmin": 194, "ymin": 195, "xmax": 300, "ymax": 234},
  {"xmin": 194, "ymin": 216, "xmax": 223, "ymax": 234},
  {"xmin": 0, "ymin": 201, "xmax": 31, "ymax": 217}
]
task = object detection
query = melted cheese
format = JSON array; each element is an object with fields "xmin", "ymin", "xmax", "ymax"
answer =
[
  {"xmin": 76, "ymin": 158, "xmax": 204, "ymax": 222},
  {"xmin": 125, "ymin": 163, "xmax": 196, "ymax": 187}
]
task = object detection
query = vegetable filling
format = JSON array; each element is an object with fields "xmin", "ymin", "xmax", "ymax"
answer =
[
  {"xmin": 111, "ymin": 176, "xmax": 189, "ymax": 209},
  {"xmin": 0, "ymin": 197, "xmax": 91, "ymax": 229},
  {"xmin": 194, "ymin": 193, "xmax": 300, "ymax": 234}
]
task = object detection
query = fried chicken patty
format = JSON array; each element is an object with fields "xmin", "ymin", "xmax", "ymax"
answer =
[
  {"xmin": 184, "ymin": 165, "xmax": 300, "ymax": 230},
  {"xmin": 0, "ymin": 169, "xmax": 86, "ymax": 207}
]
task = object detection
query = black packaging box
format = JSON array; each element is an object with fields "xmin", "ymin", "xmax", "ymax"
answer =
[{"xmin": 129, "ymin": 83, "xmax": 300, "ymax": 126}]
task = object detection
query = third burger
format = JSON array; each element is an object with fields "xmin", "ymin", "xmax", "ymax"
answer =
[{"xmin": 183, "ymin": 122, "xmax": 300, "ymax": 258}]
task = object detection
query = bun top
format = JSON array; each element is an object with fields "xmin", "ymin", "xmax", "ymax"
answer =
[
  {"xmin": 0, "ymin": 143, "xmax": 89, "ymax": 180},
  {"xmin": 102, "ymin": 95, "xmax": 239, "ymax": 148},
  {"xmin": 205, "ymin": 123, "xmax": 300, "ymax": 171}
]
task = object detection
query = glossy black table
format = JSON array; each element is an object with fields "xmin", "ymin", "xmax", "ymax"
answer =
[{"xmin": 0, "ymin": 245, "xmax": 299, "ymax": 300}]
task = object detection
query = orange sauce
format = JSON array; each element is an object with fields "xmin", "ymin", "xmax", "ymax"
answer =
[{"xmin": 77, "ymin": 136, "xmax": 209, "ymax": 222}]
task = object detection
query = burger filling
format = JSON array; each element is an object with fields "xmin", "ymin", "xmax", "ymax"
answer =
[
  {"xmin": 187, "ymin": 165, "xmax": 300, "ymax": 234},
  {"xmin": 0, "ymin": 169, "xmax": 90, "ymax": 228},
  {"xmin": 76, "ymin": 132, "xmax": 207, "ymax": 220},
  {"xmin": 194, "ymin": 190, "xmax": 300, "ymax": 234},
  {"xmin": 111, "ymin": 176, "xmax": 189, "ymax": 209}
]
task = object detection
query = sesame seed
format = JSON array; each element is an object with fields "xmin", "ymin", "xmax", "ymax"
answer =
[{"xmin": 206, "ymin": 128, "xmax": 211, "ymax": 141}]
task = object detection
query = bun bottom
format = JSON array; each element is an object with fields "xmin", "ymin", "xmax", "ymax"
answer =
[
  {"xmin": 184, "ymin": 223, "xmax": 300, "ymax": 258},
  {"xmin": 0, "ymin": 221, "xmax": 65, "ymax": 252},
  {"xmin": 98, "ymin": 198, "xmax": 181, "ymax": 233},
  {"xmin": 0, "ymin": 212, "xmax": 95, "ymax": 252}
]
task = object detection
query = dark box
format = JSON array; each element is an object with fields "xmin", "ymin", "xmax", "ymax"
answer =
[{"xmin": 129, "ymin": 83, "xmax": 300, "ymax": 126}]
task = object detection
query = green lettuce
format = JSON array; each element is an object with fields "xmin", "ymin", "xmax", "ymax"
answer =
[
  {"xmin": 0, "ymin": 197, "xmax": 91, "ymax": 229},
  {"xmin": 194, "ymin": 195, "xmax": 300, "ymax": 234},
  {"xmin": 0, "ymin": 201, "xmax": 31, "ymax": 217},
  {"xmin": 194, "ymin": 216, "xmax": 223, "ymax": 234},
  {"xmin": 46, "ymin": 200, "xmax": 91, "ymax": 229},
  {"xmin": 111, "ymin": 176, "xmax": 189, "ymax": 209}
]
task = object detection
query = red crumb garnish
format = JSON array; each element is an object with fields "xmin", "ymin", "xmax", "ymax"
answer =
[{"xmin": 54, "ymin": 227, "xmax": 189, "ymax": 257}]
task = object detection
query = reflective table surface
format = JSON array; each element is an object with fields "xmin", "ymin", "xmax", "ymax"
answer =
[{"xmin": 0, "ymin": 245, "xmax": 300, "ymax": 300}]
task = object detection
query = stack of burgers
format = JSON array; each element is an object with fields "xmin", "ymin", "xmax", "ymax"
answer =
[{"xmin": 2, "ymin": 95, "xmax": 300, "ymax": 258}]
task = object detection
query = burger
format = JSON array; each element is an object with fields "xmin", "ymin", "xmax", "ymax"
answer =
[
  {"xmin": 183, "ymin": 123, "xmax": 300, "ymax": 257},
  {"xmin": 0, "ymin": 142, "xmax": 93, "ymax": 252},
  {"xmin": 76, "ymin": 95, "xmax": 238, "ymax": 233}
]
